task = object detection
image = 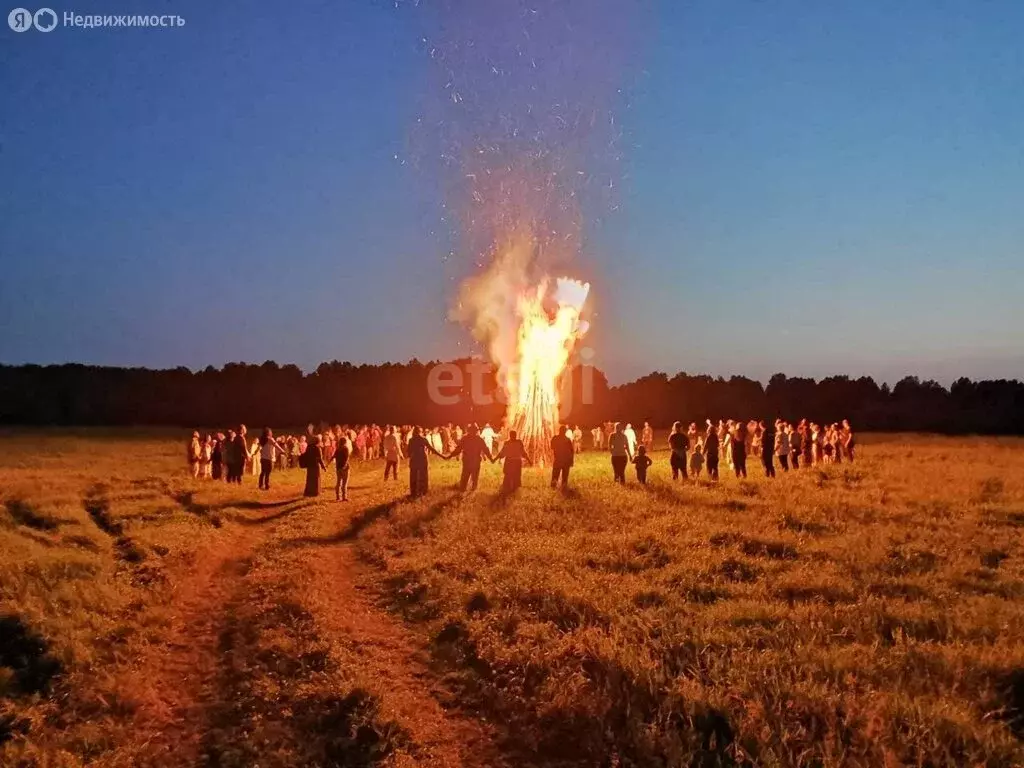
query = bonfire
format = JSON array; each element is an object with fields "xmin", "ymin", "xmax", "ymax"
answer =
[
  {"xmin": 453, "ymin": 232, "xmax": 590, "ymax": 466},
  {"xmin": 505, "ymin": 276, "xmax": 590, "ymax": 465}
]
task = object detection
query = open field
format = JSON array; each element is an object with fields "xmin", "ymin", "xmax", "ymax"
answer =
[{"xmin": 2, "ymin": 431, "xmax": 1024, "ymax": 767}]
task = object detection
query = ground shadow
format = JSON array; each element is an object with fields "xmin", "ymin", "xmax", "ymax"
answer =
[
  {"xmin": 82, "ymin": 484, "xmax": 122, "ymax": 536},
  {"xmin": 0, "ymin": 615, "xmax": 63, "ymax": 697},
  {"xmin": 400, "ymin": 494, "xmax": 460, "ymax": 536},
  {"xmin": 424, "ymin": 615, "xmax": 738, "ymax": 768},
  {"xmin": 170, "ymin": 490, "xmax": 206, "ymax": 517},
  {"xmin": 488, "ymin": 487, "xmax": 516, "ymax": 509},
  {"xmin": 3, "ymin": 499, "xmax": 59, "ymax": 531},
  {"xmin": 642, "ymin": 482, "xmax": 685, "ymax": 506},
  {"xmin": 171, "ymin": 491, "xmax": 303, "ymax": 515},
  {"xmin": 233, "ymin": 499, "xmax": 303, "ymax": 511},
  {"xmin": 284, "ymin": 499, "xmax": 403, "ymax": 548},
  {"xmin": 780, "ymin": 515, "xmax": 831, "ymax": 536},
  {"xmin": 997, "ymin": 668, "xmax": 1024, "ymax": 739},
  {"xmin": 229, "ymin": 500, "xmax": 315, "ymax": 526},
  {"xmin": 201, "ymin": 583, "xmax": 406, "ymax": 767}
]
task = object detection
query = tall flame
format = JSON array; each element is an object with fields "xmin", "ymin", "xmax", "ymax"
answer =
[{"xmin": 453, "ymin": 231, "xmax": 590, "ymax": 465}]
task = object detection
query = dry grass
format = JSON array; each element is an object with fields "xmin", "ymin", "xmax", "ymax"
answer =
[
  {"xmin": 0, "ymin": 431, "xmax": 410, "ymax": 767},
  {"xmin": 357, "ymin": 434, "xmax": 1024, "ymax": 766},
  {"xmin": 2, "ymin": 430, "xmax": 1023, "ymax": 766}
]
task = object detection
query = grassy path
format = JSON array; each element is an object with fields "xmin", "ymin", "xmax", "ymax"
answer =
[
  {"xmin": 0, "ymin": 438, "xmax": 517, "ymax": 766},
  {"xmin": 127, "ymin": 524, "xmax": 262, "ymax": 765},
  {"xmin": 293, "ymin": 514, "xmax": 508, "ymax": 768},
  {"xmin": 120, "ymin": 471, "xmax": 507, "ymax": 767}
]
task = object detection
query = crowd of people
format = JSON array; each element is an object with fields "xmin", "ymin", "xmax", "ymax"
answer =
[
  {"xmin": 185, "ymin": 418, "xmax": 855, "ymax": 499},
  {"xmin": 655, "ymin": 418, "xmax": 853, "ymax": 483}
]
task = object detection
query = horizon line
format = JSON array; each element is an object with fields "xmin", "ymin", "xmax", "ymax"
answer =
[{"xmin": 1, "ymin": 357, "xmax": 1020, "ymax": 392}]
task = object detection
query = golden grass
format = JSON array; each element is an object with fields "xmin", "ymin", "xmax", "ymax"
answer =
[
  {"xmin": 1, "ymin": 431, "xmax": 1023, "ymax": 766},
  {"xmin": 356, "ymin": 434, "xmax": 1024, "ymax": 766},
  {"xmin": 0, "ymin": 432, "xmax": 409, "ymax": 766}
]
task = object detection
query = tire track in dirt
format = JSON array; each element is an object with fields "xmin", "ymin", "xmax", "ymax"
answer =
[
  {"xmin": 123, "ymin": 523, "xmax": 262, "ymax": 766},
  {"xmin": 82, "ymin": 482, "xmax": 152, "ymax": 568},
  {"xmin": 293, "ymin": 522, "xmax": 510, "ymax": 768},
  {"xmin": 111, "ymin": 484, "xmax": 510, "ymax": 767}
]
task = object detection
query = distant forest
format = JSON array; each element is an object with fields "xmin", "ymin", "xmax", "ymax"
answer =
[{"xmin": 0, "ymin": 361, "xmax": 1021, "ymax": 434}]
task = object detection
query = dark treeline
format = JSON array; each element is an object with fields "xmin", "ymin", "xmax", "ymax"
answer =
[{"xmin": 0, "ymin": 361, "xmax": 1021, "ymax": 434}]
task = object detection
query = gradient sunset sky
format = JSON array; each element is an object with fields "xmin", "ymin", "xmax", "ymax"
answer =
[{"xmin": 2, "ymin": 0, "xmax": 1021, "ymax": 385}]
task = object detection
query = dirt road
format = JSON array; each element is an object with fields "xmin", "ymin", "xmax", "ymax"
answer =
[{"xmin": 119, "ymin": 488, "xmax": 508, "ymax": 768}]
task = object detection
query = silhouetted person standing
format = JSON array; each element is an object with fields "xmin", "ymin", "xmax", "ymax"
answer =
[
  {"xmin": 188, "ymin": 431, "xmax": 201, "ymax": 478},
  {"xmin": 668, "ymin": 421, "xmax": 689, "ymax": 481},
  {"xmin": 775, "ymin": 421, "xmax": 790, "ymax": 472},
  {"xmin": 448, "ymin": 424, "xmax": 491, "ymax": 492},
  {"xmin": 302, "ymin": 435, "xmax": 327, "ymax": 497},
  {"xmin": 641, "ymin": 421, "xmax": 654, "ymax": 453},
  {"xmin": 229, "ymin": 425, "xmax": 248, "ymax": 484},
  {"xmin": 842, "ymin": 419, "xmax": 855, "ymax": 461},
  {"xmin": 495, "ymin": 430, "xmax": 531, "ymax": 492},
  {"xmin": 334, "ymin": 436, "xmax": 351, "ymax": 501},
  {"xmin": 224, "ymin": 429, "xmax": 241, "ymax": 482},
  {"xmin": 211, "ymin": 433, "xmax": 224, "ymax": 480},
  {"xmin": 550, "ymin": 426, "xmax": 575, "ymax": 489},
  {"xmin": 609, "ymin": 422, "xmax": 631, "ymax": 484},
  {"xmin": 732, "ymin": 421, "xmax": 748, "ymax": 479},
  {"xmin": 789, "ymin": 424, "xmax": 802, "ymax": 470},
  {"xmin": 704, "ymin": 422, "xmax": 719, "ymax": 481},
  {"xmin": 382, "ymin": 426, "xmax": 402, "ymax": 480},
  {"xmin": 800, "ymin": 420, "xmax": 812, "ymax": 467},
  {"xmin": 761, "ymin": 421, "xmax": 776, "ymax": 478},
  {"xmin": 407, "ymin": 427, "xmax": 443, "ymax": 498},
  {"xmin": 258, "ymin": 428, "xmax": 287, "ymax": 490}
]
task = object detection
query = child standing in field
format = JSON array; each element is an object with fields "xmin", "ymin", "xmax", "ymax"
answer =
[
  {"xmin": 690, "ymin": 438, "xmax": 704, "ymax": 479},
  {"xmin": 633, "ymin": 445, "xmax": 653, "ymax": 484}
]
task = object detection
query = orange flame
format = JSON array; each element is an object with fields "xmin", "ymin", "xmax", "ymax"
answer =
[
  {"xmin": 507, "ymin": 277, "xmax": 589, "ymax": 463},
  {"xmin": 453, "ymin": 232, "xmax": 590, "ymax": 465}
]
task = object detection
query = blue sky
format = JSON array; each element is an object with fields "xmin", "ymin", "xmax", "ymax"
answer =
[{"xmin": 1, "ymin": 0, "xmax": 1021, "ymax": 385}]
